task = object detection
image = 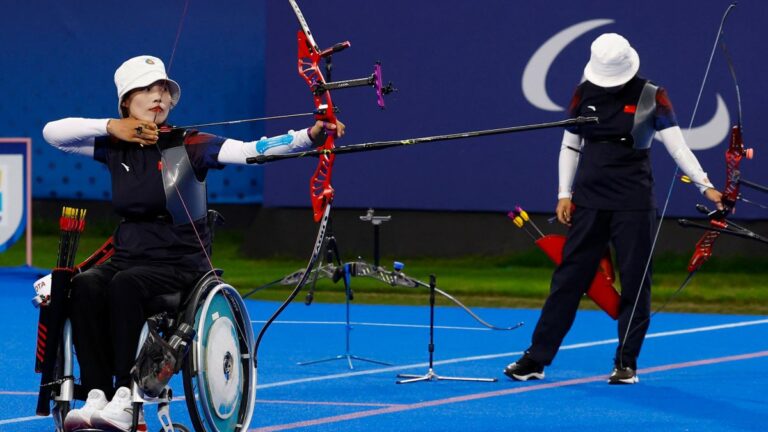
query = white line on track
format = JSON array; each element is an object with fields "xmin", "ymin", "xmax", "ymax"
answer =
[
  {"xmin": 1, "ymin": 318, "xmax": 766, "ymax": 425},
  {"xmin": 0, "ymin": 415, "xmax": 50, "ymax": 425},
  {"xmin": 252, "ymin": 350, "xmax": 768, "ymax": 432},
  {"xmin": 255, "ymin": 318, "xmax": 768, "ymax": 389}
]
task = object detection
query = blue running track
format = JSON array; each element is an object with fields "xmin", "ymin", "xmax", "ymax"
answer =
[{"xmin": 1, "ymin": 269, "xmax": 766, "ymax": 431}]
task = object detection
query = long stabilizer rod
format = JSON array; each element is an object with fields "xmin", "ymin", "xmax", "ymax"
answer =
[{"xmin": 247, "ymin": 116, "xmax": 598, "ymax": 164}]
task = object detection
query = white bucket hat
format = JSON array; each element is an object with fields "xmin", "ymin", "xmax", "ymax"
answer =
[
  {"xmin": 114, "ymin": 55, "xmax": 181, "ymax": 117},
  {"xmin": 583, "ymin": 33, "xmax": 640, "ymax": 88}
]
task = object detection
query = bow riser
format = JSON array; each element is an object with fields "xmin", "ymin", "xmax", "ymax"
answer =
[
  {"xmin": 686, "ymin": 123, "xmax": 746, "ymax": 272},
  {"xmin": 722, "ymin": 125, "xmax": 744, "ymax": 209},
  {"xmin": 297, "ymin": 29, "xmax": 338, "ymax": 222}
]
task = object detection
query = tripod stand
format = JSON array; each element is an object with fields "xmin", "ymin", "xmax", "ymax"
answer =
[
  {"xmin": 396, "ymin": 275, "xmax": 497, "ymax": 384},
  {"xmin": 297, "ymin": 218, "xmax": 391, "ymax": 369}
]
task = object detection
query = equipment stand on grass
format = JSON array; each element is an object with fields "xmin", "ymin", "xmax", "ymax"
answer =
[
  {"xmin": 359, "ymin": 208, "xmax": 391, "ymax": 268},
  {"xmin": 297, "ymin": 221, "xmax": 392, "ymax": 369},
  {"xmin": 396, "ymin": 275, "xmax": 497, "ymax": 384}
]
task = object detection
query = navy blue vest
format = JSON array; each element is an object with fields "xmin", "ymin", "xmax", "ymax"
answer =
[
  {"xmin": 568, "ymin": 77, "xmax": 669, "ymax": 210},
  {"xmin": 94, "ymin": 130, "xmax": 212, "ymax": 271}
]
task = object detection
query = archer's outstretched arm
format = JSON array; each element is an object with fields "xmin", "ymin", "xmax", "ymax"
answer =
[
  {"xmin": 216, "ymin": 119, "xmax": 345, "ymax": 165},
  {"xmin": 216, "ymin": 128, "xmax": 316, "ymax": 165}
]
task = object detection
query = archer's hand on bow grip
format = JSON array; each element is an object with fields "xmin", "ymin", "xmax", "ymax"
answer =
[{"xmin": 309, "ymin": 119, "xmax": 346, "ymax": 142}]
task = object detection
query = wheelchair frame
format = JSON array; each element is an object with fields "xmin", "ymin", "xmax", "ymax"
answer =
[
  {"xmin": 35, "ymin": 210, "xmax": 257, "ymax": 431},
  {"xmin": 51, "ymin": 270, "xmax": 257, "ymax": 432},
  {"xmin": 47, "ymin": 268, "xmax": 256, "ymax": 432}
]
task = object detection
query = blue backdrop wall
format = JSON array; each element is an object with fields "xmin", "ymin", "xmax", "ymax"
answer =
[
  {"xmin": 3, "ymin": 1, "xmax": 767, "ymax": 218},
  {"xmin": 2, "ymin": 0, "xmax": 267, "ymax": 203}
]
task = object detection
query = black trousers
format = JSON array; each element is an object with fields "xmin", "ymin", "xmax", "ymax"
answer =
[
  {"xmin": 69, "ymin": 262, "xmax": 202, "ymax": 396},
  {"xmin": 526, "ymin": 207, "xmax": 656, "ymax": 369}
]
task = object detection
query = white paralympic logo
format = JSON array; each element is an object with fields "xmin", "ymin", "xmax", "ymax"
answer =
[{"xmin": 521, "ymin": 19, "xmax": 729, "ymax": 150}]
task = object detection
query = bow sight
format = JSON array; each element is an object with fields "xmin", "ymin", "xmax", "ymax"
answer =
[
  {"xmin": 289, "ymin": 0, "xmax": 395, "ymax": 109},
  {"xmin": 311, "ymin": 61, "xmax": 396, "ymax": 109}
]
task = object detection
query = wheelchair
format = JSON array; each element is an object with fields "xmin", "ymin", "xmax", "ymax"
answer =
[{"xmin": 36, "ymin": 212, "xmax": 257, "ymax": 432}]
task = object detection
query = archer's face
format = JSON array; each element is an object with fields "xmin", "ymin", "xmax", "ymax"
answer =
[{"xmin": 122, "ymin": 81, "xmax": 172, "ymax": 124}]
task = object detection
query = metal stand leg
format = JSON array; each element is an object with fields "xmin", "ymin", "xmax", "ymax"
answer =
[
  {"xmin": 397, "ymin": 275, "xmax": 497, "ymax": 384},
  {"xmin": 298, "ymin": 262, "xmax": 392, "ymax": 370},
  {"xmin": 359, "ymin": 208, "xmax": 391, "ymax": 268}
]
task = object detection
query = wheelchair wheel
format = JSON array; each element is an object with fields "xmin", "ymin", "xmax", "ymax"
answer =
[{"xmin": 182, "ymin": 276, "xmax": 256, "ymax": 432}]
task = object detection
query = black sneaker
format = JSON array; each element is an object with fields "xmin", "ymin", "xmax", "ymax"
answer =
[
  {"xmin": 503, "ymin": 356, "xmax": 544, "ymax": 381},
  {"xmin": 608, "ymin": 366, "xmax": 639, "ymax": 384}
]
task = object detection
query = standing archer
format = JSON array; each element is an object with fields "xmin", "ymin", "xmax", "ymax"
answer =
[
  {"xmin": 43, "ymin": 55, "xmax": 345, "ymax": 432},
  {"xmin": 504, "ymin": 34, "xmax": 722, "ymax": 384}
]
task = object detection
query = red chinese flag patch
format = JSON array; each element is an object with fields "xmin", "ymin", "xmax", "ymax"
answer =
[{"xmin": 624, "ymin": 105, "xmax": 637, "ymax": 114}]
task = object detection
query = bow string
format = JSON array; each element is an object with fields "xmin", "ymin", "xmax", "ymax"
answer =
[
  {"xmin": 679, "ymin": 3, "xmax": 768, "ymax": 272},
  {"xmin": 618, "ymin": 3, "xmax": 740, "ymax": 364}
]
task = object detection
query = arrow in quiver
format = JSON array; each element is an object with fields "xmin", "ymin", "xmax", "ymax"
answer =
[
  {"xmin": 35, "ymin": 206, "xmax": 87, "ymax": 415},
  {"xmin": 508, "ymin": 207, "xmax": 620, "ymax": 320}
]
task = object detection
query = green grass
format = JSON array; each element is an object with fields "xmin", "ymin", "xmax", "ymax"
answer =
[{"xmin": 4, "ymin": 229, "xmax": 768, "ymax": 315}]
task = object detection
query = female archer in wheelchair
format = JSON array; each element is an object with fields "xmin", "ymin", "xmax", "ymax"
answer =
[{"xmin": 43, "ymin": 55, "xmax": 345, "ymax": 432}]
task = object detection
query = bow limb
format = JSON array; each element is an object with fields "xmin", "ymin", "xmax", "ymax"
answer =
[
  {"xmin": 347, "ymin": 262, "xmax": 523, "ymax": 331},
  {"xmin": 253, "ymin": 204, "xmax": 332, "ymax": 355},
  {"xmin": 247, "ymin": 259, "xmax": 524, "ymax": 331},
  {"xmin": 434, "ymin": 287, "xmax": 524, "ymax": 331}
]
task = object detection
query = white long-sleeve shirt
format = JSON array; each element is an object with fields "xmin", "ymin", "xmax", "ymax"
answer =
[
  {"xmin": 42, "ymin": 117, "xmax": 316, "ymax": 164},
  {"xmin": 557, "ymin": 126, "xmax": 714, "ymax": 200}
]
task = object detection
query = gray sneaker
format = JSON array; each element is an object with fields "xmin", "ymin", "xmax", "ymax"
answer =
[{"xmin": 608, "ymin": 366, "xmax": 639, "ymax": 384}]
